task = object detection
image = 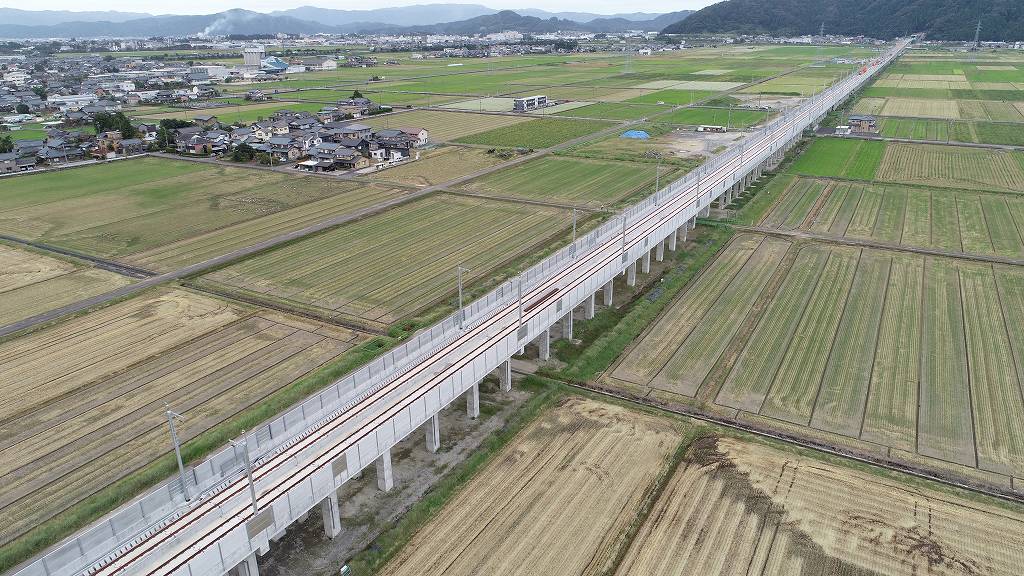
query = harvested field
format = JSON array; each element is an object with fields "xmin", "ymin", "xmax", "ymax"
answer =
[
  {"xmin": 367, "ymin": 146, "xmax": 507, "ymax": 187},
  {"xmin": 0, "ymin": 243, "xmax": 132, "ymax": 325},
  {"xmin": 458, "ymin": 156, "xmax": 671, "ymax": 208},
  {"xmin": 878, "ymin": 117, "xmax": 951, "ymax": 141},
  {"xmin": 361, "ymin": 110, "xmax": 533, "ymax": 142},
  {"xmin": 618, "ymin": 435, "xmax": 1024, "ymax": 576},
  {"xmin": 437, "ymin": 97, "xmax": 516, "ymax": 112},
  {"xmin": 0, "ymin": 288, "xmax": 366, "ymax": 545},
  {"xmin": 761, "ymin": 177, "xmax": 1024, "ymax": 259},
  {"xmin": 453, "ymin": 118, "xmax": 612, "ymax": 149},
  {"xmin": 379, "ymin": 397, "xmax": 684, "ymax": 576},
  {"xmin": 204, "ymin": 195, "xmax": 574, "ymax": 328},
  {"xmin": 133, "ymin": 102, "xmax": 322, "ymax": 123},
  {"xmin": 555, "ymin": 102, "xmax": 668, "ymax": 121},
  {"xmin": 876, "ymin": 142, "xmax": 1024, "ymax": 193},
  {"xmin": 880, "ymin": 97, "xmax": 961, "ymax": 119},
  {"xmin": 0, "ymin": 157, "xmax": 406, "ymax": 267},
  {"xmin": 603, "ymin": 235, "xmax": 1024, "ymax": 483}
]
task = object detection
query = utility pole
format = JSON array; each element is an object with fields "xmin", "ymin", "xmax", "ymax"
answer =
[
  {"xmin": 571, "ymin": 208, "xmax": 577, "ymax": 245},
  {"xmin": 165, "ymin": 406, "xmax": 190, "ymax": 501},
  {"xmin": 230, "ymin": 432, "xmax": 259, "ymax": 516},
  {"xmin": 457, "ymin": 265, "xmax": 470, "ymax": 328}
]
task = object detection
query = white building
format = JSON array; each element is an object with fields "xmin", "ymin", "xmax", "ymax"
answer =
[
  {"xmin": 190, "ymin": 65, "xmax": 231, "ymax": 80},
  {"xmin": 3, "ymin": 71, "xmax": 30, "ymax": 85}
]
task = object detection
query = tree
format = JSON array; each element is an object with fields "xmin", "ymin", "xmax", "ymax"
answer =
[
  {"xmin": 15, "ymin": 103, "xmax": 29, "ymax": 114},
  {"xmin": 351, "ymin": 89, "xmax": 364, "ymax": 99},
  {"xmin": 31, "ymin": 86, "xmax": 46, "ymax": 100},
  {"xmin": 156, "ymin": 119, "xmax": 195, "ymax": 149},
  {"xmin": 93, "ymin": 112, "xmax": 136, "ymax": 138},
  {"xmin": 0, "ymin": 135, "xmax": 13, "ymax": 154},
  {"xmin": 230, "ymin": 143, "xmax": 257, "ymax": 162}
]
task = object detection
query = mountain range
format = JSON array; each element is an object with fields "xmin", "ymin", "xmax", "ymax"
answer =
[
  {"xmin": 663, "ymin": 0, "xmax": 1024, "ymax": 41},
  {"xmin": 0, "ymin": 7, "xmax": 691, "ymax": 39}
]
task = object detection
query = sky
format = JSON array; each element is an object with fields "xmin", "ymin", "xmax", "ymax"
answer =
[{"xmin": 0, "ymin": 0, "xmax": 716, "ymax": 16}]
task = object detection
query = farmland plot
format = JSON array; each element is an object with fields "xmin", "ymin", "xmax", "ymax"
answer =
[
  {"xmin": 0, "ymin": 157, "xmax": 406, "ymax": 266},
  {"xmin": 876, "ymin": 142, "xmax": 1024, "ymax": 193},
  {"xmin": 457, "ymin": 156, "xmax": 670, "ymax": 208},
  {"xmin": 454, "ymin": 118, "xmax": 612, "ymax": 149},
  {"xmin": 367, "ymin": 146, "xmax": 507, "ymax": 187},
  {"xmin": 204, "ymin": 195, "xmax": 574, "ymax": 328},
  {"xmin": 379, "ymin": 398, "xmax": 683, "ymax": 576},
  {"xmin": 788, "ymin": 137, "xmax": 885, "ymax": 180},
  {"xmin": 604, "ymin": 234, "xmax": 1024, "ymax": 484},
  {"xmin": 617, "ymin": 435, "xmax": 1024, "ymax": 576},
  {"xmin": 0, "ymin": 288, "xmax": 366, "ymax": 544},
  {"xmin": 0, "ymin": 243, "xmax": 132, "ymax": 325},
  {"xmin": 361, "ymin": 110, "xmax": 533, "ymax": 142},
  {"xmin": 762, "ymin": 176, "xmax": 1024, "ymax": 259}
]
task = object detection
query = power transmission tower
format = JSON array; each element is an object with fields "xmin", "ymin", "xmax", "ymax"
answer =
[
  {"xmin": 812, "ymin": 22, "xmax": 826, "ymax": 67},
  {"xmin": 624, "ymin": 38, "xmax": 633, "ymax": 74}
]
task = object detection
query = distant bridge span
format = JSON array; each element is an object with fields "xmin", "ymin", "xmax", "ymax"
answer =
[{"xmin": 14, "ymin": 39, "xmax": 909, "ymax": 576}]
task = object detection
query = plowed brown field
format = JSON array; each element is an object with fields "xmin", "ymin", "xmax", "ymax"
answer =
[
  {"xmin": 379, "ymin": 398, "xmax": 684, "ymax": 576},
  {"xmin": 617, "ymin": 436, "xmax": 1024, "ymax": 575}
]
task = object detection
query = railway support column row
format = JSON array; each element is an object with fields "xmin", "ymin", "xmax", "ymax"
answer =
[
  {"xmin": 320, "ymin": 491, "xmax": 342, "ymax": 539},
  {"xmin": 603, "ymin": 280, "xmax": 614, "ymax": 306},
  {"xmin": 561, "ymin": 312, "xmax": 573, "ymax": 340},
  {"xmin": 700, "ymin": 205, "xmax": 710, "ymax": 218},
  {"xmin": 626, "ymin": 262, "xmax": 637, "ymax": 286},
  {"xmin": 642, "ymin": 251, "xmax": 651, "ymax": 274},
  {"xmin": 584, "ymin": 293, "xmax": 595, "ymax": 319},
  {"xmin": 669, "ymin": 229, "xmax": 677, "ymax": 251},
  {"xmin": 656, "ymin": 239, "xmax": 665, "ymax": 262}
]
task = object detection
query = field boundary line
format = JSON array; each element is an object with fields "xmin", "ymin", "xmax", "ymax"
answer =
[
  {"xmin": 0, "ymin": 235, "xmax": 155, "ymax": 279},
  {"xmin": 956, "ymin": 269, "xmax": 982, "ymax": 469},
  {"xmin": 828, "ymin": 132, "xmax": 1024, "ymax": 151},
  {"xmin": 442, "ymin": 188, "xmax": 616, "ymax": 213},
  {"xmin": 736, "ymin": 226, "xmax": 1024, "ymax": 267}
]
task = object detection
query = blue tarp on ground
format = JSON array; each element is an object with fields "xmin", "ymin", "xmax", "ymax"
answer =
[{"xmin": 620, "ymin": 130, "xmax": 650, "ymax": 139}]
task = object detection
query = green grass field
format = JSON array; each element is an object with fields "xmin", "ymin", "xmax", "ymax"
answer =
[
  {"xmin": 627, "ymin": 89, "xmax": 719, "ymax": 106},
  {"xmin": 555, "ymin": 102, "xmax": 669, "ymax": 121},
  {"xmin": 362, "ymin": 110, "xmax": 533, "ymax": 142},
  {"xmin": 203, "ymin": 194, "xmax": 574, "ymax": 328},
  {"xmin": 457, "ymin": 156, "xmax": 672, "ymax": 208},
  {"xmin": 454, "ymin": 118, "xmax": 612, "ymax": 149},
  {"xmin": 0, "ymin": 157, "xmax": 406, "ymax": 268},
  {"xmin": 788, "ymin": 138, "xmax": 886, "ymax": 180},
  {"xmin": 134, "ymin": 102, "xmax": 325, "ymax": 124},
  {"xmin": 655, "ymin": 107, "xmax": 773, "ymax": 128},
  {"xmin": 604, "ymin": 234, "xmax": 1024, "ymax": 480}
]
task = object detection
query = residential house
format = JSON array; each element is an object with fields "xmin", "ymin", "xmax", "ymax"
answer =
[
  {"xmin": 120, "ymin": 138, "xmax": 145, "ymax": 155},
  {"xmin": 135, "ymin": 122, "xmax": 158, "ymax": 141},
  {"xmin": 267, "ymin": 136, "xmax": 302, "ymax": 161},
  {"xmin": 301, "ymin": 57, "xmax": 338, "ymax": 71},
  {"xmin": 193, "ymin": 114, "xmax": 219, "ymax": 128},
  {"xmin": 398, "ymin": 127, "xmax": 429, "ymax": 147},
  {"xmin": 96, "ymin": 130, "xmax": 123, "ymax": 154},
  {"xmin": 0, "ymin": 152, "xmax": 16, "ymax": 173}
]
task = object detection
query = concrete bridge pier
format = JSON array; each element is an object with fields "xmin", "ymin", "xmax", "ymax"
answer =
[
  {"xmin": 679, "ymin": 225, "xmax": 688, "ymax": 243},
  {"xmin": 498, "ymin": 360, "xmax": 512, "ymax": 392},
  {"xmin": 700, "ymin": 205, "xmax": 711, "ymax": 218},
  {"xmin": 584, "ymin": 293, "xmax": 595, "ymax": 319},
  {"xmin": 655, "ymin": 240, "xmax": 665, "ymax": 262},
  {"xmin": 537, "ymin": 328, "xmax": 550, "ymax": 360},
  {"xmin": 425, "ymin": 413, "xmax": 441, "ymax": 453},
  {"xmin": 669, "ymin": 229, "xmax": 677, "ymax": 251},
  {"xmin": 717, "ymin": 194, "xmax": 728, "ymax": 209},
  {"xmin": 561, "ymin": 312, "xmax": 573, "ymax": 340},
  {"xmin": 467, "ymin": 382, "xmax": 480, "ymax": 419},
  {"xmin": 320, "ymin": 491, "xmax": 342, "ymax": 539},
  {"xmin": 603, "ymin": 280, "xmax": 614, "ymax": 306},
  {"xmin": 376, "ymin": 450, "xmax": 394, "ymax": 492},
  {"xmin": 626, "ymin": 262, "xmax": 637, "ymax": 286},
  {"xmin": 230, "ymin": 552, "xmax": 260, "ymax": 576},
  {"xmin": 689, "ymin": 216, "xmax": 696, "ymax": 230},
  {"xmin": 641, "ymin": 251, "xmax": 651, "ymax": 274}
]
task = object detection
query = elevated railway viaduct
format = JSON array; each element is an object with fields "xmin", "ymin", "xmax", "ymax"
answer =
[{"xmin": 14, "ymin": 39, "xmax": 909, "ymax": 576}]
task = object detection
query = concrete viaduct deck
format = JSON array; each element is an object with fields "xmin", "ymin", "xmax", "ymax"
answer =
[{"xmin": 12, "ymin": 39, "xmax": 910, "ymax": 576}]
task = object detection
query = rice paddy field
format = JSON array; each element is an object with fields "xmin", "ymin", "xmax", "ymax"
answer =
[
  {"xmin": 203, "ymin": 194, "xmax": 574, "ymax": 329},
  {"xmin": 554, "ymin": 102, "xmax": 669, "ymax": 121},
  {"xmin": 457, "ymin": 156, "xmax": 671, "ymax": 208},
  {"xmin": 131, "ymin": 102, "xmax": 325, "ymax": 123},
  {"xmin": 360, "ymin": 109, "xmax": 533, "ymax": 142},
  {"xmin": 604, "ymin": 233, "xmax": 1024, "ymax": 487},
  {"xmin": 0, "ymin": 157, "xmax": 408, "ymax": 272},
  {"xmin": 876, "ymin": 142, "xmax": 1024, "ymax": 193},
  {"xmin": 0, "ymin": 287, "xmax": 367, "ymax": 546},
  {"xmin": 0, "ymin": 243, "xmax": 132, "ymax": 325},
  {"xmin": 759, "ymin": 176, "xmax": 1024, "ymax": 259},
  {"xmin": 379, "ymin": 397, "xmax": 685, "ymax": 576},
  {"xmin": 655, "ymin": 106, "xmax": 773, "ymax": 128},
  {"xmin": 619, "ymin": 435, "xmax": 1024, "ymax": 576},
  {"xmin": 788, "ymin": 137, "xmax": 885, "ymax": 180}
]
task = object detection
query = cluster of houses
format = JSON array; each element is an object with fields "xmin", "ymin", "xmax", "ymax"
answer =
[{"xmin": 163, "ymin": 105, "xmax": 429, "ymax": 172}]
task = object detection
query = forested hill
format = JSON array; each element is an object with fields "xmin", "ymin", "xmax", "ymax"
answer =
[{"xmin": 661, "ymin": 0, "xmax": 1024, "ymax": 41}]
